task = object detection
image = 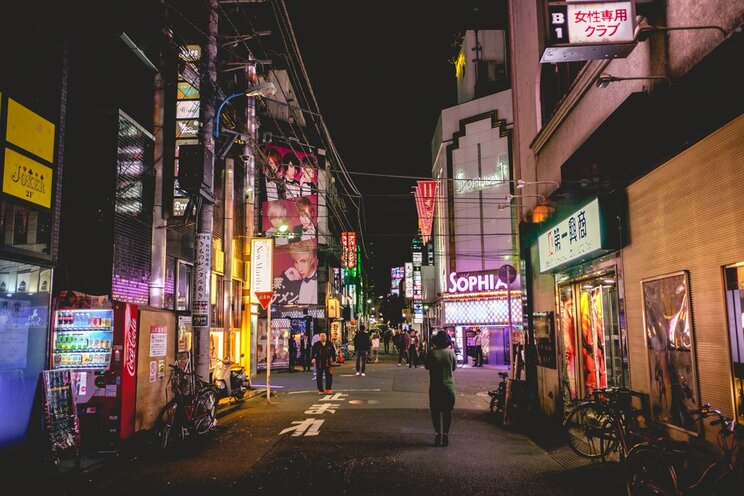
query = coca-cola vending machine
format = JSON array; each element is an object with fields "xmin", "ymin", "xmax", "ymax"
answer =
[{"xmin": 51, "ymin": 291, "xmax": 139, "ymax": 453}]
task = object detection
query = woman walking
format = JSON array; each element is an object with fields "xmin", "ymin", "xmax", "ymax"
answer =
[{"xmin": 425, "ymin": 330, "xmax": 456, "ymax": 446}]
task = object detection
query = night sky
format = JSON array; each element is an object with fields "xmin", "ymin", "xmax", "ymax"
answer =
[{"xmin": 284, "ymin": 1, "xmax": 500, "ymax": 292}]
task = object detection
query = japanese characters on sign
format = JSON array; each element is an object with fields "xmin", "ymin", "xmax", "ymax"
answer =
[
  {"xmin": 549, "ymin": 1, "xmax": 635, "ymax": 45},
  {"xmin": 538, "ymin": 198, "xmax": 603, "ymax": 273},
  {"xmin": 347, "ymin": 232, "xmax": 357, "ymax": 269}
]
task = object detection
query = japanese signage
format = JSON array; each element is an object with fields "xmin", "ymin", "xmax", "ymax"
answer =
[
  {"xmin": 347, "ymin": 232, "xmax": 357, "ymax": 269},
  {"xmin": 405, "ymin": 262, "xmax": 413, "ymax": 298},
  {"xmin": 446, "ymin": 265, "xmax": 520, "ymax": 295},
  {"xmin": 542, "ymin": 1, "xmax": 637, "ymax": 63},
  {"xmin": 2, "ymin": 97, "xmax": 55, "ymax": 209},
  {"xmin": 192, "ymin": 233, "xmax": 211, "ymax": 326},
  {"xmin": 390, "ymin": 266, "xmax": 405, "ymax": 296},
  {"xmin": 413, "ymin": 303, "xmax": 423, "ymax": 324},
  {"xmin": 538, "ymin": 198, "xmax": 603, "ymax": 273},
  {"xmin": 250, "ymin": 238, "xmax": 274, "ymax": 306},
  {"xmin": 149, "ymin": 326, "xmax": 167, "ymax": 357},
  {"xmin": 341, "ymin": 232, "xmax": 348, "ymax": 269}
]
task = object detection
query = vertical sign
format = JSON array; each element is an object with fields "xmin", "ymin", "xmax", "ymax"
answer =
[
  {"xmin": 192, "ymin": 233, "xmax": 211, "ymax": 327},
  {"xmin": 341, "ymin": 232, "xmax": 348, "ymax": 269},
  {"xmin": 347, "ymin": 233, "xmax": 357, "ymax": 269},
  {"xmin": 251, "ymin": 238, "xmax": 274, "ymax": 307},
  {"xmin": 405, "ymin": 262, "xmax": 413, "ymax": 298}
]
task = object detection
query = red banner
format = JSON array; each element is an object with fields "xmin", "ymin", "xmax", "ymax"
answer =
[
  {"xmin": 415, "ymin": 181, "xmax": 438, "ymax": 244},
  {"xmin": 347, "ymin": 232, "xmax": 357, "ymax": 269},
  {"xmin": 341, "ymin": 232, "xmax": 348, "ymax": 269}
]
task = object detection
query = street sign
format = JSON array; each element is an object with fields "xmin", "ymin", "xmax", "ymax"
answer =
[
  {"xmin": 251, "ymin": 237, "xmax": 274, "ymax": 305},
  {"xmin": 255, "ymin": 291, "xmax": 273, "ymax": 310}
]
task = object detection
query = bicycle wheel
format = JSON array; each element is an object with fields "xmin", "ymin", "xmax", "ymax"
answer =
[
  {"xmin": 156, "ymin": 399, "xmax": 178, "ymax": 449},
  {"xmin": 563, "ymin": 402, "xmax": 615, "ymax": 459},
  {"xmin": 192, "ymin": 387, "xmax": 217, "ymax": 435},
  {"xmin": 624, "ymin": 443, "xmax": 674, "ymax": 496}
]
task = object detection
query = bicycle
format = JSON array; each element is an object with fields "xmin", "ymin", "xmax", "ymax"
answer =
[
  {"xmin": 624, "ymin": 403, "xmax": 744, "ymax": 496},
  {"xmin": 156, "ymin": 363, "xmax": 218, "ymax": 449},
  {"xmin": 488, "ymin": 372, "xmax": 509, "ymax": 423},
  {"xmin": 563, "ymin": 387, "xmax": 650, "ymax": 462}
]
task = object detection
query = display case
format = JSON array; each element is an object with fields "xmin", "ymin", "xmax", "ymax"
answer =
[{"xmin": 52, "ymin": 308, "xmax": 114, "ymax": 369}]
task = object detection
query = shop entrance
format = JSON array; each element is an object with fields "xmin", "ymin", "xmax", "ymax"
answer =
[
  {"xmin": 558, "ymin": 270, "xmax": 626, "ymax": 404},
  {"xmin": 455, "ymin": 325, "xmax": 510, "ymax": 367}
]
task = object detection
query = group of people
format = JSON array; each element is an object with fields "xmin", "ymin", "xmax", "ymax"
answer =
[
  {"xmin": 262, "ymin": 147, "xmax": 318, "ymax": 202},
  {"xmin": 286, "ymin": 325, "xmax": 458, "ymax": 447},
  {"xmin": 393, "ymin": 328, "xmax": 424, "ymax": 368}
]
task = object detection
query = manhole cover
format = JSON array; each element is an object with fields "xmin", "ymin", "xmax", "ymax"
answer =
[{"xmin": 348, "ymin": 399, "xmax": 379, "ymax": 405}]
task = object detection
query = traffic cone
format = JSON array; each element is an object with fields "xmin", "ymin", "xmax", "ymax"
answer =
[{"xmin": 337, "ymin": 350, "xmax": 344, "ymax": 364}]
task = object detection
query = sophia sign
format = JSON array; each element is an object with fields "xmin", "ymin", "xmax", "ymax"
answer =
[{"xmin": 447, "ymin": 266, "xmax": 519, "ymax": 295}]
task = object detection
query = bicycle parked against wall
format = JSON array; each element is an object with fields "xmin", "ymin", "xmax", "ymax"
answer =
[
  {"xmin": 624, "ymin": 403, "xmax": 744, "ymax": 496},
  {"xmin": 155, "ymin": 363, "xmax": 218, "ymax": 449},
  {"xmin": 563, "ymin": 387, "xmax": 651, "ymax": 462},
  {"xmin": 489, "ymin": 372, "xmax": 509, "ymax": 424}
]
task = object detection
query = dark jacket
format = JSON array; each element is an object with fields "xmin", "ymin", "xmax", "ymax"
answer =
[
  {"xmin": 311, "ymin": 340, "xmax": 336, "ymax": 368},
  {"xmin": 353, "ymin": 331, "xmax": 371, "ymax": 352}
]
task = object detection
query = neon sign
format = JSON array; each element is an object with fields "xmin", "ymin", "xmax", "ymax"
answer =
[{"xmin": 454, "ymin": 154, "xmax": 509, "ymax": 194}]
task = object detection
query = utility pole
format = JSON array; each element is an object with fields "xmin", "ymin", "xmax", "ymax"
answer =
[{"xmin": 192, "ymin": 0, "xmax": 218, "ymax": 382}]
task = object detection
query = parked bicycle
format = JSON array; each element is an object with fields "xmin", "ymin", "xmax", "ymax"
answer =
[
  {"xmin": 563, "ymin": 387, "xmax": 651, "ymax": 462},
  {"xmin": 488, "ymin": 372, "xmax": 509, "ymax": 423},
  {"xmin": 624, "ymin": 403, "xmax": 744, "ymax": 496},
  {"xmin": 156, "ymin": 363, "xmax": 218, "ymax": 449}
]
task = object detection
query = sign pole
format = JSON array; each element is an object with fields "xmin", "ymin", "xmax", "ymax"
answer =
[{"xmin": 266, "ymin": 301, "xmax": 271, "ymax": 404}]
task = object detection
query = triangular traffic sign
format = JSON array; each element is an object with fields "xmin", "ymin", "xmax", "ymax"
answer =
[{"xmin": 255, "ymin": 291, "xmax": 273, "ymax": 310}]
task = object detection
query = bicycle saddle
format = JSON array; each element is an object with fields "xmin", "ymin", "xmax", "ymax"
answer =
[{"xmin": 498, "ymin": 372, "xmax": 508, "ymax": 379}]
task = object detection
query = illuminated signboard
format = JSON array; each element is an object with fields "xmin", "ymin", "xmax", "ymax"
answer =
[
  {"xmin": 347, "ymin": 232, "xmax": 357, "ymax": 269},
  {"xmin": 446, "ymin": 265, "xmax": 519, "ymax": 295},
  {"xmin": 404, "ymin": 262, "xmax": 413, "ymax": 298},
  {"xmin": 541, "ymin": 1, "xmax": 637, "ymax": 63},
  {"xmin": 454, "ymin": 154, "xmax": 509, "ymax": 195},
  {"xmin": 538, "ymin": 198, "xmax": 604, "ymax": 273},
  {"xmin": 413, "ymin": 303, "xmax": 423, "ymax": 324}
]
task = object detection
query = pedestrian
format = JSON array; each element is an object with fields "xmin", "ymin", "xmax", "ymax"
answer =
[
  {"xmin": 395, "ymin": 329, "xmax": 407, "ymax": 366},
  {"xmin": 425, "ymin": 330, "xmax": 456, "ymax": 446},
  {"xmin": 383, "ymin": 327, "xmax": 392, "ymax": 354},
  {"xmin": 311, "ymin": 331, "xmax": 321, "ymax": 380},
  {"xmin": 473, "ymin": 329, "xmax": 484, "ymax": 367},
  {"xmin": 288, "ymin": 333, "xmax": 297, "ymax": 372},
  {"xmin": 353, "ymin": 328, "xmax": 371, "ymax": 376},
  {"xmin": 408, "ymin": 330, "xmax": 420, "ymax": 368},
  {"xmin": 311, "ymin": 331, "xmax": 336, "ymax": 394},
  {"xmin": 371, "ymin": 333, "xmax": 381, "ymax": 363},
  {"xmin": 300, "ymin": 333, "xmax": 311, "ymax": 371}
]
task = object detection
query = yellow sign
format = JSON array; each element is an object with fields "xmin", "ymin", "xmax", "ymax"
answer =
[
  {"xmin": 3, "ymin": 148, "xmax": 53, "ymax": 208},
  {"xmin": 6, "ymin": 98, "xmax": 55, "ymax": 162}
]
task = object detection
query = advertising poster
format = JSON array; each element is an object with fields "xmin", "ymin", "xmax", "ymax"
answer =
[
  {"xmin": 256, "ymin": 318, "xmax": 290, "ymax": 369},
  {"xmin": 272, "ymin": 239, "xmax": 318, "ymax": 305},
  {"xmin": 259, "ymin": 143, "xmax": 320, "ymax": 203},
  {"xmin": 261, "ymin": 195, "xmax": 318, "ymax": 247}
]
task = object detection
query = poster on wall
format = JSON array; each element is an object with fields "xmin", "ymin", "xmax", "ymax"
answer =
[
  {"xmin": 558, "ymin": 286, "xmax": 578, "ymax": 403},
  {"xmin": 272, "ymin": 239, "xmax": 318, "ymax": 306},
  {"xmin": 256, "ymin": 318, "xmax": 290, "ymax": 369},
  {"xmin": 641, "ymin": 271, "xmax": 700, "ymax": 433},
  {"xmin": 259, "ymin": 143, "xmax": 320, "ymax": 203},
  {"xmin": 534, "ymin": 311, "xmax": 556, "ymax": 369},
  {"xmin": 261, "ymin": 196, "xmax": 318, "ymax": 246}
]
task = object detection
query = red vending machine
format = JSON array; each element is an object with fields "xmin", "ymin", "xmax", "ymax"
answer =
[{"xmin": 51, "ymin": 291, "xmax": 139, "ymax": 453}]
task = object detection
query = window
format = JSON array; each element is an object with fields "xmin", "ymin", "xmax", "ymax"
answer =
[
  {"xmin": 176, "ymin": 261, "xmax": 192, "ymax": 311},
  {"xmin": 724, "ymin": 265, "xmax": 744, "ymax": 426}
]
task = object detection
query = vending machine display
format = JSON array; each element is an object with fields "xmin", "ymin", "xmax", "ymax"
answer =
[{"xmin": 52, "ymin": 308, "xmax": 114, "ymax": 370}]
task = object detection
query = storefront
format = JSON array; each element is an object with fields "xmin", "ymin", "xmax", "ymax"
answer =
[
  {"xmin": 536, "ymin": 197, "xmax": 627, "ymax": 410},
  {"xmin": 439, "ymin": 265, "xmax": 522, "ymax": 368}
]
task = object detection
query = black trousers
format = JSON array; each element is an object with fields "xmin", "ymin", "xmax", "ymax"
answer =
[
  {"xmin": 316, "ymin": 366, "xmax": 333, "ymax": 391},
  {"xmin": 474, "ymin": 345, "xmax": 483, "ymax": 367}
]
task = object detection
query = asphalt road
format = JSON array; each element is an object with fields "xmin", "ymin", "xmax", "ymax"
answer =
[{"xmin": 25, "ymin": 354, "xmax": 626, "ymax": 496}]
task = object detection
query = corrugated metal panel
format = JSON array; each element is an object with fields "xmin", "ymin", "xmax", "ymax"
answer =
[{"xmin": 623, "ymin": 113, "xmax": 744, "ymax": 443}]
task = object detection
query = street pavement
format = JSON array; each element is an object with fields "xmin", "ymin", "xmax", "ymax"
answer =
[{"xmin": 19, "ymin": 352, "xmax": 626, "ymax": 495}]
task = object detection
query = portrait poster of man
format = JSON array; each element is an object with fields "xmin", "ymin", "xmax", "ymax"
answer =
[{"xmin": 272, "ymin": 239, "xmax": 319, "ymax": 306}]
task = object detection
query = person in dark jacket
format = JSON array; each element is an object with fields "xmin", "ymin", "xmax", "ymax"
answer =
[
  {"xmin": 311, "ymin": 331, "xmax": 336, "ymax": 394},
  {"xmin": 425, "ymin": 330, "xmax": 456, "ymax": 447},
  {"xmin": 353, "ymin": 328, "xmax": 371, "ymax": 376}
]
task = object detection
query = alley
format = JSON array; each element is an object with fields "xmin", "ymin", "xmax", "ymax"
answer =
[{"xmin": 36, "ymin": 356, "xmax": 625, "ymax": 496}]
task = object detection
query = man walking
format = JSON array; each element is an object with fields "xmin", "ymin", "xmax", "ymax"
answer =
[
  {"xmin": 311, "ymin": 331, "xmax": 336, "ymax": 394},
  {"xmin": 474, "ymin": 329, "xmax": 484, "ymax": 367},
  {"xmin": 383, "ymin": 327, "xmax": 392, "ymax": 354},
  {"xmin": 353, "ymin": 327, "xmax": 371, "ymax": 376}
]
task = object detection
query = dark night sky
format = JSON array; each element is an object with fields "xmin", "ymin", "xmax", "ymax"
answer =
[{"xmin": 284, "ymin": 1, "xmax": 501, "ymax": 292}]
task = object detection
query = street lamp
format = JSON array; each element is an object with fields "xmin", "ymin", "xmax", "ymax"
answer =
[{"xmin": 213, "ymin": 82, "xmax": 277, "ymax": 138}]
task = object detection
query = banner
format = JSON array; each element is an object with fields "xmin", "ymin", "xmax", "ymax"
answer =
[
  {"xmin": 415, "ymin": 180, "xmax": 438, "ymax": 244},
  {"xmin": 250, "ymin": 238, "xmax": 274, "ymax": 305},
  {"xmin": 341, "ymin": 232, "xmax": 348, "ymax": 269}
]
